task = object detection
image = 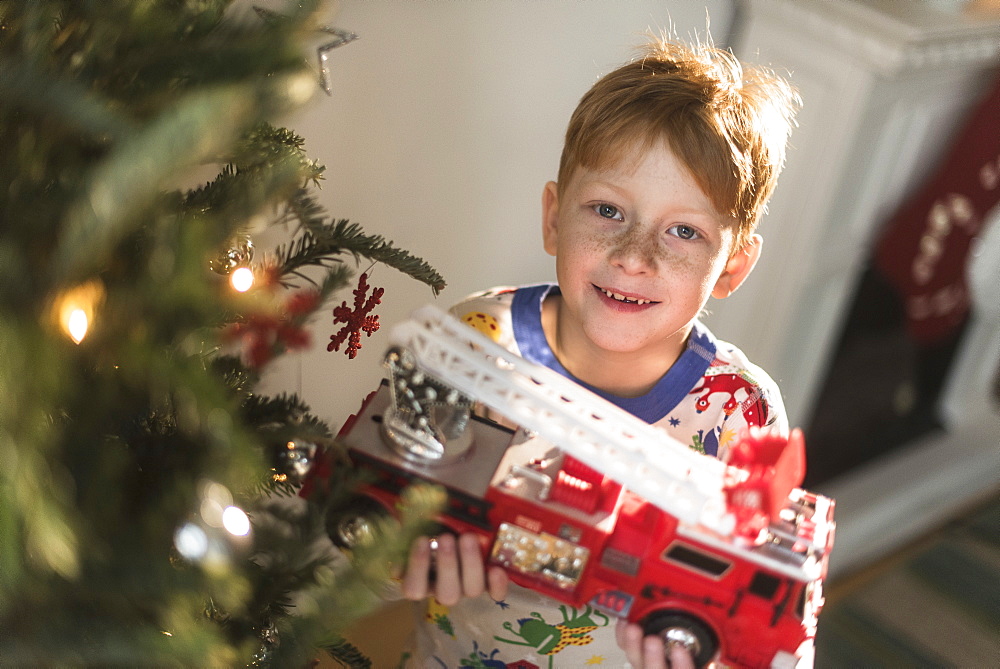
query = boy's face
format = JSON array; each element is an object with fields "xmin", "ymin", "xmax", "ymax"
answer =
[{"xmin": 541, "ymin": 140, "xmax": 760, "ymax": 368}]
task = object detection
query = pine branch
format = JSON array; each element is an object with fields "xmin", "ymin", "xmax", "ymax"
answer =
[
  {"xmin": 179, "ymin": 158, "xmax": 303, "ymax": 239},
  {"xmin": 31, "ymin": 2, "xmax": 310, "ymax": 110},
  {"xmin": 273, "ymin": 191, "xmax": 446, "ymax": 295},
  {"xmin": 240, "ymin": 393, "xmax": 332, "ymax": 443},
  {"xmin": 258, "ymin": 483, "xmax": 444, "ymax": 667},
  {"xmin": 235, "ymin": 123, "xmax": 324, "ymax": 184},
  {"xmin": 319, "ymin": 219, "xmax": 446, "ymax": 294},
  {"xmin": 322, "ymin": 638, "xmax": 373, "ymax": 669},
  {"xmin": 181, "ymin": 123, "xmax": 324, "ymax": 219},
  {"xmin": 209, "ymin": 354, "xmax": 260, "ymax": 398}
]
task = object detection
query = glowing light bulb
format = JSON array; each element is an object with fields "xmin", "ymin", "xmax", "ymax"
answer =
[
  {"xmin": 198, "ymin": 480, "xmax": 232, "ymax": 527},
  {"xmin": 222, "ymin": 505, "xmax": 251, "ymax": 537},
  {"xmin": 67, "ymin": 308, "xmax": 89, "ymax": 344},
  {"xmin": 174, "ymin": 522, "xmax": 209, "ymax": 560},
  {"xmin": 54, "ymin": 280, "xmax": 104, "ymax": 344},
  {"xmin": 230, "ymin": 266, "xmax": 254, "ymax": 292}
]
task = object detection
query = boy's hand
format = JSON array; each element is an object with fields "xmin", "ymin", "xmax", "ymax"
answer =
[
  {"xmin": 400, "ymin": 533, "xmax": 509, "ymax": 606},
  {"xmin": 616, "ymin": 619, "xmax": 697, "ymax": 669}
]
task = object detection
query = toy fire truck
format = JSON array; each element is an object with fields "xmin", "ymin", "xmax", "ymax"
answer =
[{"xmin": 325, "ymin": 305, "xmax": 835, "ymax": 668}]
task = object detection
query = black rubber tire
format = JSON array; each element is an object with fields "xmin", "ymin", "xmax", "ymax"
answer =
[
  {"xmin": 326, "ymin": 496, "xmax": 389, "ymax": 549},
  {"xmin": 641, "ymin": 611, "xmax": 718, "ymax": 668}
]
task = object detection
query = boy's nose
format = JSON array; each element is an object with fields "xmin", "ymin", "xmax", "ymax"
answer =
[{"xmin": 609, "ymin": 225, "xmax": 658, "ymax": 273}]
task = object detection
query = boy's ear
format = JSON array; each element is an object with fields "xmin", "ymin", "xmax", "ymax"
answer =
[
  {"xmin": 541, "ymin": 181, "xmax": 560, "ymax": 257},
  {"xmin": 712, "ymin": 234, "xmax": 762, "ymax": 299}
]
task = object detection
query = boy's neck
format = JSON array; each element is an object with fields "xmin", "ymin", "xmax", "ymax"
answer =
[{"xmin": 540, "ymin": 295, "xmax": 686, "ymax": 398}]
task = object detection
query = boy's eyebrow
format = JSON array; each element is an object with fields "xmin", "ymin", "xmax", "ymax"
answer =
[{"xmin": 582, "ymin": 178, "xmax": 632, "ymax": 197}]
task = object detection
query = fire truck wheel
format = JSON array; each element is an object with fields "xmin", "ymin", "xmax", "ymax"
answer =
[
  {"xmin": 641, "ymin": 612, "xmax": 717, "ymax": 668},
  {"xmin": 326, "ymin": 496, "xmax": 390, "ymax": 549}
]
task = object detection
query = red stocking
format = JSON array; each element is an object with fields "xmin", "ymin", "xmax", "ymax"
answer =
[{"xmin": 874, "ymin": 70, "xmax": 1000, "ymax": 345}]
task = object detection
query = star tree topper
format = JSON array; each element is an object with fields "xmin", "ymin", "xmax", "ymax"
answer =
[
  {"xmin": 317, "ymin": 27, "xmax": 359, "ymax": 95},
  {"xmin": 252, "ymin": 8, "xmax": 357, "ymax": 95}
]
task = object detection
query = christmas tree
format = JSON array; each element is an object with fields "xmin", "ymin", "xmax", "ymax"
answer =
[{"xmin": 0, "ymin": 1, "xmax": 445, "ymax": 665}]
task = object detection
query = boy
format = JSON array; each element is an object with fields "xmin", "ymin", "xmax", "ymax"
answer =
[{"xmin": 399, "ymin": 36, "xmax": 799, "ymax": 668}]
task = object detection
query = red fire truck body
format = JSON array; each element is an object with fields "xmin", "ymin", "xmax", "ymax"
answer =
[{"xmin": 324, "ymin": 307, "xmax": 835, "ymax": 668}]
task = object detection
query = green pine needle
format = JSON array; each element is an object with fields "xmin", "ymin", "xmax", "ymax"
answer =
[{"xmin": 274, "ymin": 191, "xmax": 446, "ymax": 295}]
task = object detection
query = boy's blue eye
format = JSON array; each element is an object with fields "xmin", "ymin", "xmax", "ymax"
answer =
[
  {"xmin": 596, "ymin": 203, "xmax": 622, "ymax": 220},
  {"xmin": 670, "ymin": 224, "xmax": 699, "ymax": 240}
]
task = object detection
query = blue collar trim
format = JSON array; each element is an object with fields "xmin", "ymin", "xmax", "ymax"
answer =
[{"xmin": 510, "ymin": 283, "xmax": 716, "ymax": 423}]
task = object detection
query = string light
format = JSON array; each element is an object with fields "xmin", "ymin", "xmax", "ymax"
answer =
[
  {"xmin": 174, "ymin": 522, "xmax": 209, "ymax": 560},
  {"xmin": 222, "ymin": 506, "xmax": 251, "ymax": 537},
  {"xmin": 67, "ymin": 309, "xmax": 89, "ymax": 344},
  {"xmin": 172, "ymin": 482, "xmax": 252, "ymax": 568},
  {"xmin": 54, "ymin": 280, "xmax": 104, "ymax": 344},
  {"xmin": 230, "ymin": 266, "xmax": 255, "ymax": 292}
]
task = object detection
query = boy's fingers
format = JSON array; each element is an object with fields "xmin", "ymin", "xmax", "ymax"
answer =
[
  {"xmin": 400, "ymin": 537, "xmax": 431, "ymax": 600},
  {"xmin": 486, "ymin": 565, "xmax": 509, "ymax": 601},
  {"xmin": 615, "ymin": 620, "xmax": 644, "ymax": 666},
  {"xmin": 458, "ymin": 533, "xmax": 486, "ymax": 599},
  {"xmin": 430, "ymin": 534, "xmax": 461, "ymax": 606},
  {"xmin": 614, "ymin": 618, "xmax": 628, "ymax": 646},
  {"xmin": 641, "ymin": 633, "xmax": 668, "ymax": 669},
  {"xmin": 667, "ymin": 641, "xmax": 696, "ymax": 669}
]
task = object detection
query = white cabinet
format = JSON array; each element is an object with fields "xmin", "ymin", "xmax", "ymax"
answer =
[
  {"xmin": 716, "ymin": 0, "xmax": 1000, "ymax": 576},
  {"xmin": 706, "ymin": 0, "xmax": 1000, "ymax": 426}
]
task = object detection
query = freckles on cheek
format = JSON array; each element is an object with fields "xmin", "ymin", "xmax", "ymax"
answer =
[
  {"xmin": 650, "ymin": 237, "xmax": 699, "ymax": 272},
  {"xmin": 659, "ymin": 251, "xmax": 699, "ymax": 277},
  {"xmin": 581, "ymin": 230, "xmax": 607, "ymax": 254},
  {"xmin": 664, "ymin": 250, "xmax": 724, "ymax": 295}
]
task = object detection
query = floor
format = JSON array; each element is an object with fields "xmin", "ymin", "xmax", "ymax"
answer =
[
  {"xmin": 814, "ymin": 491, "xmax": 1000, "ymax": 666},
  {"xmin": 338, "ymin": 600, "xmax": 413, "ymax": 668}
]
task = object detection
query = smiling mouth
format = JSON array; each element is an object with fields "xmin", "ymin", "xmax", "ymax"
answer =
[{"xmin": 597, "ymin": 286, "xmax": 657, "ymax": 306}]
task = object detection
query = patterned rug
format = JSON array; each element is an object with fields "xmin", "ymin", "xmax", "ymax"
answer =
[{"xmin": 814, "ymin": 491, "xmax": 1000, "ymax": 666}]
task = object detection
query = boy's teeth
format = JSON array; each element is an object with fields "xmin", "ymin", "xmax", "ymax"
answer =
[{"xmin": 601, "ymin": 288, "xmax": 650, "ymax": 305}]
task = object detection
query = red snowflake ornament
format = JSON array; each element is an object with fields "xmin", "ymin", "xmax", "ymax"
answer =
[{"xmin": 328, "ymin": 272, "xmax": 384, "ymax": 359}]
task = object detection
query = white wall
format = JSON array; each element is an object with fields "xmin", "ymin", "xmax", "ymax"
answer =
[{"xmin": 262, "ymin": 0, "xmax": 737, "ymax": 429}]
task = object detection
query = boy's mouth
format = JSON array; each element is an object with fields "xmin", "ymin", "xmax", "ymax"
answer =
[{"xmin": 596, "ymin": 285, "xmax": 658, "ymax": 306}]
